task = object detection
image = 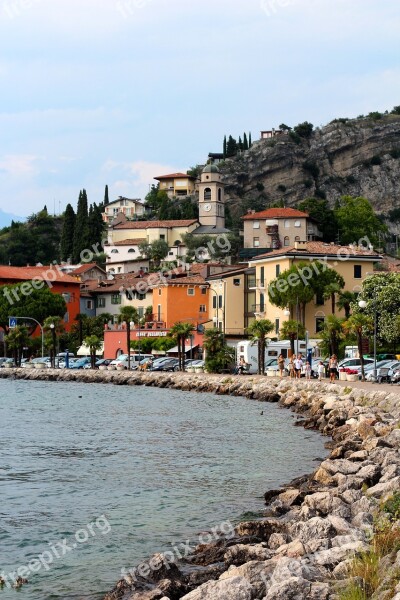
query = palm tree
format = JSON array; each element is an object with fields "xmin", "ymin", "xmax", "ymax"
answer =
[
  {"xmin": 337, "ymin": 291, "xmax": 358, "ymax": 319},
  {"xmin": 84, "ymin": 335, "xmax": 103, "ymax": 368},
  {"xmin": 323, "ymin": 282, "xmax": 343, "ymax": 315},
  {"xmin": 320, "ymin": 315, "xmax": 344, "ymax": 357},
  {"xmin": 247, "ymin": 319, "xmax": 274, "ymax": 375},
  {"xmin": 280, "ymin": 319, "xmax": 306, "ymax": 357},
  {"xmin": 203, "ymin": 328, "xmax": 234, "ymax": 373},
  {"xmin": 118, "ymin": 306, "xmax": 139, "ymax": 370},
  {"xmin": 5, "ymin": 325, "xmax": 31, "ymax": 366},
  {"xmin": 170, "ymin": 322, "xmax": 195, "ymax": 371},
  {"xmin": 343, "ymin": 313, "xmax": 373, "ymax": 381}
]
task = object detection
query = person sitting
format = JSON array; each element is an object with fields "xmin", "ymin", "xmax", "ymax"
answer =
[{"xmin": 235, "ymin": 357, "xmax": 247, "ymax": 375}]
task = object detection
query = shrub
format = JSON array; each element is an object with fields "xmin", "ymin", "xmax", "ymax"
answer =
[
  {"xmin": 315, "ymin": 188, "xmax": 326, "ymax": 199},
  {"xmin": 289, "ymin": 131, "xmax": 302, "ymax": 144},
  {"xmin": 277, "ymin": 184, "xmax": 286, "ymax": 192},
  {"xmin": 303, "ymin": 160, "xmax": 320, "ymax": 179},
  {"xmin": 293, "ymin": 121, "xmax": 314, "ymax": 138},
  {"xmin": 368, "ymin": 111, "xmax": 383, "ymax": 120},
  {"xmin": 391, "ymin": 106, "xmax": 400, "ymax": 115},
  {"xmin": 256, "ymin": 182, "xmax": 264, "ymax": 192},
  {"xmin": 382, "ymin": 492, "xmax": 400, "ymax": 521},
  {"xmin": 303, "ymin": 179, "xmax": 313, "ymax": 189}
]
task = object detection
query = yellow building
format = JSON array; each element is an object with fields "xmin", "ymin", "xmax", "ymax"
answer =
[
  {"xmin": 248, "ymin": 241, "xmax": 382, "ymax": 337},
  {"xmin": 154, "ymin": 172, "xmax": 196, "ymax": 199}
]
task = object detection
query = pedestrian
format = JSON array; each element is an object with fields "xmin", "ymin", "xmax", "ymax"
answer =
[
  {"xmin": 235, "ymin": 357, "xmax": 246, "ymax": 375},
  {"xmin": 305, "ymin": 361, "xmax": 312, "ymax": 380},
  {"xmin": 278, "ymin": 353, "xmax": 285, "ymax": 378},
  {"xmin": 329, "ymin": 354, "xmax": 338, "ymax": 382},
  {"xmin": 318, "ymin": 361, "xmax": 325, "ymax": 381},
  {"xmin": 294, "ymin": 354, "xmax": 303, "ymax": 379},
  {"xmin": 288, "ymin": 356, "xmax": 295, "ymax": 378}
]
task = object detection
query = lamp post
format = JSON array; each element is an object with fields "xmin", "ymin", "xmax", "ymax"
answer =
[
  {"xmin": 50, "ymin": 322, "xmax": 56, "ymax": 368},
  {"xmin": 359, "ymin": 299, "xmax": 377, "ymax": 381}
]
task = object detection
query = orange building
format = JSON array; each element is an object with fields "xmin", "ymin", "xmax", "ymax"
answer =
[
  {"xmin": 0, "ymin": 265, "xmax": 81, "ymax": 332},
  {"xmin": 153, "ymin": 274, "xmax": 210, "ymax": 329}
]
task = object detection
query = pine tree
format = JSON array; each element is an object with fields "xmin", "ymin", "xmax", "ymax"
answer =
[
  {"xmin": 72, "ymin": 190, "xmax": 89, "ymax": 263},
  {"xmin": 243, "ymin": 132, "xmax": 248, "ymax": 151},
  {"xmin": 226, "ymin": 135, "xmax": 237, "ymax": 157},
  {"xmin": 60, "ymin": 203, "xmax": 76, "ymax": 261},
  {"xmin": 238, "ymin": 136, "xmax": 243, "ymax": 151},
  {"xmin": 104, "ymin": 184, "xmax": 109, "ymax": 206},
  {"xmin": 249, "ymin": 132, "xmax": 252, "ymax": 147},
  {"xmin": 223, "ymin": 135, "xmax": 227, "ymax": 159}
]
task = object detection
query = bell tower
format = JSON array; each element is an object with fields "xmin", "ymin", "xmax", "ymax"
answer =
[{"xmin": 198, "ymin": 164, "xmax": 225, "ymax": 229}]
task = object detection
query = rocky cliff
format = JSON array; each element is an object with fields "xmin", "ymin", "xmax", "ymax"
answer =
[{"xmin": 220, "ymin": 114, "xmax": 400, "ymax": 222}]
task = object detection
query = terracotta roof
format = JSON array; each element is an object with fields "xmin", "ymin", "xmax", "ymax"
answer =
[
  {"xmin": 163, "ymin": 275, "xmax": 206, "ymax": 286},
  {"xmin": 0, "ymin": 265, "xmax": 81, "ymax": 284},
  {"xmin": 112, "ymin": 238, "xmax": 147, "ymax": 246},
  {"xmin": 250, "ymin": 242, "xmax": 382, "ymax": 261},
  {"xmin": 242, "ymin": 208, "xmax": 309, "ymax": 220},
  {"xmin": 113, "ymin": 219, "xmax": 198, "ymax": 230},
  {"xmin": 107, "ymin": 197, "xmax": 143, "ymax": 206},
  {"xmin": 73, "ymin": 263, "xmax": 105, "ymax": 275},
  {"xmin": 154, "ymin": 172, "xmax": 196, "ymax": 180}
]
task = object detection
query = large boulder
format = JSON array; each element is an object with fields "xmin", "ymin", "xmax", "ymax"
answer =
[
  {"xmin": 180, "ymin": 576, "xmax": 255, "ymax": 600},
  {"xmin": 224, "ymin": 544, "xmax": 271, "ymax": 567}
]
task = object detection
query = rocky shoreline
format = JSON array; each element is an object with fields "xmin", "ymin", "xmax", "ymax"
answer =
[{"xmin": 2, "ymin": 369, "xmax": 400, "ymax": 599}]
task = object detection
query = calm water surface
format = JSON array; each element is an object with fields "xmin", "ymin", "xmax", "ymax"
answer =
[{"xmin": 0, "ymin": 379, "xmax": 326, "ymax": 599}]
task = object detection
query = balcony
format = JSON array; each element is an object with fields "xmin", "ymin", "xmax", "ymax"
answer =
[
  {"xmin": 252, "ymin": 304, "xmax": 266, "ymax": 318},
  {"xmin": 248, "ymin": 279, "xmax": 266, "ymax": 290}
]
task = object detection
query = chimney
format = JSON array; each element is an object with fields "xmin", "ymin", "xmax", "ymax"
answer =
[{"xmin": 294, "ymin": 240, "xmax": 307, "ymax": 251}]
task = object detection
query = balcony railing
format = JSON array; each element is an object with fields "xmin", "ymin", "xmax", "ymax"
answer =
[{"xmin": 248, "ymin": 279, "xmax": 266, "ymax": 290}]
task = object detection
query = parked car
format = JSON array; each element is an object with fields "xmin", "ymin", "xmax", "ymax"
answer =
[
  {"xmin": 1, "ymin": 358, "xmax": 15, "ymax": 367},
  {"xmin": 0, "ymin": 357, "xmax": 9, "ymax": 367},
  {"xmin": 69, "ymin": 357, "xmax": 91, "ymax": 369},
  {"xmin": 338, "ymin": 357, "xmax": 374, "ymax": 369},
  {"xmin": 365, "ymin": 361, "xmax": 400, "ymax": 382},
  {"xmin": 110, "ymin": 354, "xmax": 153, "ymax": 370},
  {"xmin": 150, "ymin": 358, "xmax": 179, "ymax": 372},
  {"xmin": 355, "ymin": 359, "xmax": 393, "ymax": 380}
]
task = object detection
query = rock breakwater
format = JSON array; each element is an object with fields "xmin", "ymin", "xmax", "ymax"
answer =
[{"xmin": 2, "ymin": 369, "xmax": 400, "ymax": 599}]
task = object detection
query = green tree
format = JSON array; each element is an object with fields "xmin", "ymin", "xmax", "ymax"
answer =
[
  {"xmin": 104, "ymin": 184, "xmax": 109, "ymax": 206},
  {"xmin": 243, "ymin": 132, "xmax": 249, "ymax": 151},
  {"xmin": 238, "ymin": 136, "xmax": 243, "ymax": 151},
  {"xmin": 223, "ymin": 135, "xmax": 227, "ymax": 158},
  {"xmin": 118, "ymin": 306, "xmax": 138, "ymax": 369},
  {"xmin": 293, "ymin": 121, "xmax": 314, "ymax": 138},
  {"xmin": 84, "ymin": 335, "xmax": 103, "ymax": 368},
  {"xmin": 226, "ymin": 135, "xmax": 237, "ymax": 157},
  {"xmin": 248, "ymin": 132, "xmax": 252, "ymax": 147},
  {"xmin": 60, "ymin": 204, "xmax": 76, "ymax": 261},
  {"xmin": 337, "ymin": 290, "xmax": 358, "ymax": 319},
  {"xmin": 280, "ymin": 319, "xmax": 306, "ymax": 356},
  {"xmin": 358, "ymin": 273, "xmax": 400, "ymax": 346},
  {"xmin": 5, "ymin": 325, "xmax": 31, "ymax": 366},
  {"xmin": 320, "ymin": 315, "xmax": 345, "ymax": 358},
  {"xmin": 247, "ymin": 319, "xmax": 274, "ymax": 374},
  {"xmin": 139, "ymin": 239, "xmax": 169, "ymax": 269},
  {"xmin": 297, "ymin": 197, "xmax": 337, "ymax": 242},
  {"xmin": 279, "ymin": 123, "xmax": 292, "ymax": 131},
  {"xmin": 343, "ymin": 313, "xmax": 373, "ymax": 380},
  {"xmin": 169, "ymin": 322, "xmax": 195, "ymax": 371},
  {"xmin": 323, "ymin": 281, "xmax": 344, "ymax": 315},
  {"xmin": 87, "ymin": 202, "xmax": 104, "ymax": 256},
  {"xmin": 73, "ymin": 190, "xmax": 89, "ymax": 263},
  {"xmin": 334, "ymin": 196, "xmax": 388, "ymax": 247},
  {"xmin": 203, "ymin": 328, "xmax": 235, "ymax": 373}
]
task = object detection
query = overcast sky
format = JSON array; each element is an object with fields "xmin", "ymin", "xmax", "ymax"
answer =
[{"xmin": 0, "ymin": 0, "xmax": 399, "ymax": 219}]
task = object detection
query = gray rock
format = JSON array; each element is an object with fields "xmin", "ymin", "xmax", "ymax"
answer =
[
  {"xmin": 219, "ymin": 560, "xmax": 274, "ymax": 598},
  {"xmin": 224, "ymin": 544, "xmax": 271, "ymax": 567},
  {"xmin": 268, "ymin": 533, "xmax": 288, "ymax": 550},
  {"xmin": 366, "ymin": 476, "xmax": 400, "ymax": 498},
  {"xmin": 264, "ymin": 576, "xmax": 311, "ymax": 600},
  {"xmin": 290, "ymin": 516, "xmax": 335, "ymax": 543},
  {"xmin": 380, "ymin": 463, "xmax": 400, "ymax": 483},
  {"xmin": 312, "ymin": 541, "xmax": 367, "ymax": 567},
  {"xmin": 181, "ymin": 576, "xmax": 255, "ymax": 600}
]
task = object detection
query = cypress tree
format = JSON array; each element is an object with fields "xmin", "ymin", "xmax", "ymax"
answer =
[
  {"xmin": 72, "ymin": 190, "xmax": 89, "ymax": 263},
  {"xmin": 243, "ymin": 132, "xmax": 248, "ymax": 151},
  {"xmin": 60, "ymin": 203, "xmax": 76, "ymax": 261},
  {"xmin": 88, "ymin": 202, "xmax": 104, "ymax": 254},
  {"xmin": 249, "ymin": 132, "xmax": 252, "ymax": 147},
  {"xmin": 104, "ymin": 184, "xmax": 109, "ymax": 206},
  {"xmin": 223, "ymin": 135, "xmax": 227, "ymax": 159},
  {"xmin": 238, "ymin": 136, "xmax": 243, "ymax": 151},
  {"xmin": 226, "ymin": 135, "xmax": 237, "ymax": 157}
]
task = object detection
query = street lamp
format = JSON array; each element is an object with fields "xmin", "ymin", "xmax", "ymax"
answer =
[
  {"xmin": 359, "ymin": 299, "xmax": 377, "ymax": 381},
  {"xmin": 50, "ymin": 322, "xmax": 56, "ymax": 368}
]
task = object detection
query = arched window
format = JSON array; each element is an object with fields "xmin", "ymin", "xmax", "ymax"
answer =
[
  {"xmin": 295, "ymin": 236, "xmax": 300, "ymax": 242},
  {"xmin": 111, "ymin": 249, "xmax": 119, "ymax": 254},
  {"xmin": 284, "ymin": 236, "xmax": 290, "ymax": 246},
  {"xmin": 204, "ymin": 187, "xmax": 212, "ymax": 201},
  {"xmin": 218, "ymin": 188, "xmax": 222, "ymax": 202},
  {"xmin": 128, "ymin": 248, "xmax": 135, "ymax": 253}
]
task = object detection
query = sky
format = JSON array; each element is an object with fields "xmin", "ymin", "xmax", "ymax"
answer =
[{"xmin": 0, "ymin": 0, "xmax": 399, "ymax": 221}]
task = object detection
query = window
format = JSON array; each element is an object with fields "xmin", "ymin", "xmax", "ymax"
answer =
[
  {"xmin": 86, "ymin": 300, "xmax": 93, "ymax": 310},
  {"xmin": 128, "ymin": 248, "xmax": 135, "ymax": 253},
  {"xmin": 118, "ymin": 267, "xmax": 122, "ymax": 273},
  {"xmin": 111, "ymin": 249, "xmax": 119, "ymax": 253},
  {"xmin": 354, "ymin": 265, "xmax": 362, "ymax": 279},
  {"xmin": 138, "ymin": 293, "xmax": 146, "ymax": 301},
  {"xmin": 260, "ymin": 293, "xmax": 265, "ymax": 311},
  {"xmin": 126, "ymin": 290, "xmax": 134, "ymax": 300},
  {"xmin": 253, "ymin": 221, "xmax": 260, "ymax": 229},
  {"xmin": 204, "ymin": 188, "xmax": 212, "ymax": 200},
  {"xmin": 111, "ymin": 294, "xmax": 121, "ymax": 305},
  {"xmin": 212, "ymin": 296, "xmax": 217, "ymax": 309},
  {"xmin": 96, "ymin": 297, "xmax": 105, "ymax": 308},
  {"xmin": 160, "ymin": 234, "xmax": 166, "ymax": 240},
  {"xmin": 158, "ymin": 288, "xmax": 162, "ymax": 295},
  {"xmin": 253, "ymin": 237, "xmax": 260, "ymax": 247},
  {"xmin": 275, "ymin": 318, "xmax": 280, "ymax": 335},
  {"xmin": 199, "ymin": 305, "xmax": 207, "ymax": 313},
  {"xmin": 187, "ymin": 288, "xmax": 195, "ymax": 296},
  {"xmin": 201, "ymin": 287, "xmax": 207, "ymax": 295},
  {"xmin": 218, "ymin": 188, "xmax": 222, "ymax": 202},
  {"xmin": 218, "ymin": 295, "xmax": 223, "ymax": 309},
  {"xmin": 157, "ymin": 305, "xmax": 161, "ymax": 321},
  {"xmin": 138, "ymin": 307, "xmax": 144, "ymax": 318},
  {"xmin": 315, "ymin": 291, "xmax": 324, "ymax": 305},
  {"xmin": 233, "ymin": 278, "xmax": 241, "ymax": 286},
  {"xmin": 260, "ymin": 267, "xmax": 265, "ymax": 286},
  {"xmin": 316, "ymin": 317, "xmax": 325, "ymax": 332},
  {"xmin": 276, "ymin": 264, "xmax": 280, "ymax": 277},
  {"xmin": 284, "ymin": 220, "xmax": 290, "ymax": 228},
  {"xmin": 284, "ymin": 236, "xmax": 290, "ymax": 246},
  {"xmin": 294, "ymin": 220, "xmax": 301, "ymax": 228},
  {"xmin": 295, "ymin": 236, "xmax": 300, "ymax": 242}
]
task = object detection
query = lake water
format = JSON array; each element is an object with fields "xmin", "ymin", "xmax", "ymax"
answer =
[{"xmin": 0, "ymin": 379, "xmax": 326, "ymax": 599}]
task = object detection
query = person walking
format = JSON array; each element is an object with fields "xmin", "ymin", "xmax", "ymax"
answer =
[
  {"xmin": 305, "ymin": 361, "xmax": 312, "ymax": 380},
  {"xmin": 329, "ymin": 355, "xmax": 338, "ymax": 382},
  {"xmin": 278, "ymin": 354, "xmax": 285, "ymax": 378},
  {"xmin": 294, "ymin": 354, "xmax": 303, "ymax": 379},
  {"xmin": 318, "ymin": 361, "xmax": 325, "ymax": 381},
  {"xmin": 288, "ymin": 356, "xmax": 295, "ymax": 379}
]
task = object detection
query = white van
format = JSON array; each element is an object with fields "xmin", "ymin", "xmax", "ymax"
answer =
[{"xmin": 236, "ymin": 340, "xmax": 308, "ymax": 374}]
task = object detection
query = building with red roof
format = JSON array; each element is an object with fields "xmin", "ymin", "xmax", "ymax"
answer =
[{"xmin": 154, "ymin": 172, "xmax": 196, "ymax": 199}]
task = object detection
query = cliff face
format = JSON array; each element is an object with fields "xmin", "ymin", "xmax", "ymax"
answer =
[{"xmin": 221, "ymin": 115, "xmax": 400, "ymax": 223}]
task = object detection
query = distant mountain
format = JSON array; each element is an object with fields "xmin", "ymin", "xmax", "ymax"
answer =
[{"xmin": 0, "ymin": 210, "xmax": 24, "ymax": 228}]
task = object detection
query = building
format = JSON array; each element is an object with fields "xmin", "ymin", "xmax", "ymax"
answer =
[
  {"xmin": 102, "ymin": 197, "xmax": 146, "ymax": 224},
  {"xmin": 0, "ymin": 265, "xmax": 81, "ymax": 331},
  {"xmin": 69, "ymin": 263, "xmax": 107, "ymax": 282},
  {"xmin": 154, "ymin": 173, "xmax": 196, "ymax": 199},
  {"xmin": 260, "ymin": 128, "xmax": 284, "ymax": 139},
  {"xmin": 248, "ymin": 241, "xmax": 383, "ymax": 337},
  {"xmin": 207, "ymin": 153, "xmax": 224, "ymax": 164},
  {"xmin": 241, "ymin": 207, "xmax": 322, "ymax": 260},
  {"xmin": 197, "ymin": 164, "xmax": 227, "ymax": 232}
]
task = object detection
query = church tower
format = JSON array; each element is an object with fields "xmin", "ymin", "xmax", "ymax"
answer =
[{"xmin": 198, "ymin": 164, "xmax": 225, "ymax": 229}]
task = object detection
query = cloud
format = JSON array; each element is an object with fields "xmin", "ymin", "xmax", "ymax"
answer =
[{"xmin": 0, "ymin": 154, "xmax": 41, "ymax": 177}]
